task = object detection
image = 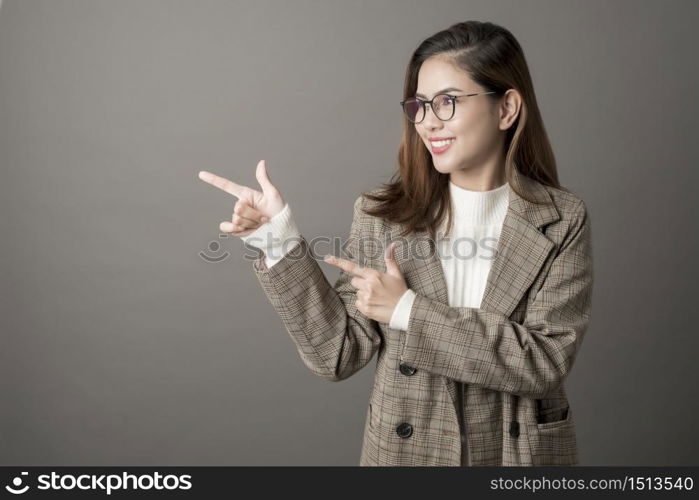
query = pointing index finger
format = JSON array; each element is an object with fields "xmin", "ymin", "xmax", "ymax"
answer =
[
  {"xmin": 324, "ymin": 255, "xmax": 370, "ymax": 278},
  {"xmin": 198, "ymin": 170, "xmax": 247, "ymax": 199}
]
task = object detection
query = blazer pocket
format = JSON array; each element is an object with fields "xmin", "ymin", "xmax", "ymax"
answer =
[
  {"xmin": 536, "ymin": 404, "xmax": 571, "ymax": 430},
  {"xmin": 528, "ymin": 407, "xmax": 578, "ymax": 466}
]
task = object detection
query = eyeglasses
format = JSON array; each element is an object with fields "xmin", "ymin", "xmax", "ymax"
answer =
[{"xmin": 400, "ymin": 91, "xmax": 498, "ymax": 124}]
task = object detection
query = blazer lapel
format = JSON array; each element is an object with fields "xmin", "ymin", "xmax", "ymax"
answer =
[{"xmin": 393, "ymin": 168, "xmax": 560, "ymax": 318}]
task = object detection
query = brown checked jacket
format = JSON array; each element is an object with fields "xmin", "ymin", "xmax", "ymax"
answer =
[{"xmin": 249, "ymin": 167, "xmax": 593, "ymax": 466}]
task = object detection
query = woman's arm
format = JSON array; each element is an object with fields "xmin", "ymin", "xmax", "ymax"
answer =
[
  {"xmin": 397, "ymin": 200, "xmax": 593, "ymax": 399},
  {"xmin": 250, "ymin": 196, "xmax": 382, "ymax": 381}
]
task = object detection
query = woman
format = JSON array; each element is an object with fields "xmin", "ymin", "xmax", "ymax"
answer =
[{"xmin": 198, "ymin": 20, "xmax": 593, "ymax": 466}]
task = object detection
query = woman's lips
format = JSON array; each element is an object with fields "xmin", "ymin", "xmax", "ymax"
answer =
[{"xmin": 431, "ymin": 139, "xmax": 455, "ymax": 154}]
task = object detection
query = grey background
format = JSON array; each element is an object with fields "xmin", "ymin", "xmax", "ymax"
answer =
[{"xmin": 1, "ymin": 0, "xmax": 696, "ymax": 466}]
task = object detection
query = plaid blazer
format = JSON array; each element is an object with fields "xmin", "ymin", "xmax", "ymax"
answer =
[{"xmin": 250, "ymin": 167, "xmax": 593, "ymax": 466}]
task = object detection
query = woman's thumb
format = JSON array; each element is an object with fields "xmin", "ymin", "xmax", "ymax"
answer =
[{"xmin": 256, "ymin": 160, "xmax": 276, "ymax": 195}]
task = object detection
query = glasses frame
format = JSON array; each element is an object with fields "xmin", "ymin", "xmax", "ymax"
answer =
[{"xmin": 400, "ymin": 91, "xmax": 498, "ymax": 124}]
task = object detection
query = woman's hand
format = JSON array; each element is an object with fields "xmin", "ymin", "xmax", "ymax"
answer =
[
  {"xmin": 198, "ymin": 160, "xmax": 285, "ymax": 237},
  {"xmin": 324, "ymin": 242, "xmax": 408, "ymax": 324}
]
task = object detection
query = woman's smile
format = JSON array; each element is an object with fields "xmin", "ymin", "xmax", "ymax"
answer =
[{"xmin": 430, "ymin": 137, "xmax": 456, "ymax": 154}]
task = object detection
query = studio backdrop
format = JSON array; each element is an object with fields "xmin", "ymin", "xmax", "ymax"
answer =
[{"xmin": 0, "ymin": 0, "xmax": 697, "ymax": 466}]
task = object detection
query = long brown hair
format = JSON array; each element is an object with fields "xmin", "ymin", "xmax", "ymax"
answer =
[{"xmin": 363, "ymin": 20, "xmax": 561, "ymax": 240}]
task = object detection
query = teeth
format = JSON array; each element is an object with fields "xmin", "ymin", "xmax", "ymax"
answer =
[{"xmin": 431, "ymin": 138, "xmax": 455, "ymax": 147}]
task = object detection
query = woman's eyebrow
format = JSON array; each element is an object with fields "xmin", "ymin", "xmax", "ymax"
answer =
[{"xmin": 415, "ymin": 87, "xmax": 463, "ymax": 98}]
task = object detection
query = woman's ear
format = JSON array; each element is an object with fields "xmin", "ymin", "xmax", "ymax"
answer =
[{"xmin": 498, "ymin": 89, "xmax": 522, "ymax": 131}]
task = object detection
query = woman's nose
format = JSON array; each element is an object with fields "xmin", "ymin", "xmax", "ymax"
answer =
[{"xmin": 421, "ymin": 103, "xmax": 442, "ymax": 128}]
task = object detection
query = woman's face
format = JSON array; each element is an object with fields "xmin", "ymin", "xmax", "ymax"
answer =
[{"xmin": 414, "ymin": 57, "xmax": 506, "ymax": 175}]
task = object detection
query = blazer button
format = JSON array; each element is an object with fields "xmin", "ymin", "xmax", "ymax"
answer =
[
  {"xmin": 509, "ymin": 421, "xmax": 520, "ymax": 438},
  {"xmin": 399, "ymin": 363, "xmax": 417, "ymax": 376},
  {"xmin": 396, "ymin": 422, "xmax": 413, "ymax": 438}
]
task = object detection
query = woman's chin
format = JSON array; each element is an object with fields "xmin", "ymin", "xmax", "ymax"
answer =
[{"xmin": 432, "ymin": 161, "xmax": 454, "ymax": 174}]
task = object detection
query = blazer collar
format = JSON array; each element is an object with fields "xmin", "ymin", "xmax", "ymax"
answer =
[{"xmin": 391, "ymin": 168, "xmax": 560, "ymax": 317}]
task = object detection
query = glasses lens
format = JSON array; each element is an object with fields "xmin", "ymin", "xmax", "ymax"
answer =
[
  {"xmin": 433, "ymin": 94, "xmax": 454, "ymax": 120},
  {"xmin": 403, "ymin": 95, "xmax": 454, "ymax": 122},
  {"xmin": 403, "ymin": 98, "xmax": 423, "ymax": 123}
]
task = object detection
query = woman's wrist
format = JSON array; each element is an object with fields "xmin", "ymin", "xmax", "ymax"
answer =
[{"xmin": 240, "ymin": 203, "xmax": 301, "ymax": 260}]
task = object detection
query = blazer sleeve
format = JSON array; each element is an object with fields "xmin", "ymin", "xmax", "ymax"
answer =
[
  {"xmin": 250, "ymin": 195, "xmax": 382, "ymax": 381},
  {"xmin": 398, "ymin": 199, "xmax": 593, "ymax": 399}
]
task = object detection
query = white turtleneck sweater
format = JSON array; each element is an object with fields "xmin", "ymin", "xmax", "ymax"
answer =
[
  {"xmin": 240, "ymin": 179, "xmax": 511, "ymax": 466},
  {"xmin": 388, "ymin": 179, "xmax": 510, "ymax": 329}
]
